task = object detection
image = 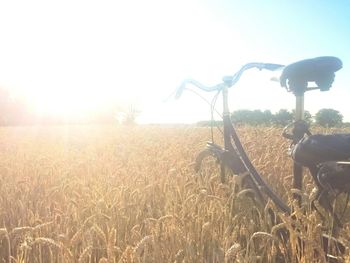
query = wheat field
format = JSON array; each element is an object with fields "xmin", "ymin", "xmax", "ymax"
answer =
[{"xmin": 0, "ymin": 125, "xmax": 349, "ymax": 263}]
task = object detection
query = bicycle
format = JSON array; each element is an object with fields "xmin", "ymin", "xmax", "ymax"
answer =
[{"xmin": 176, "ymin": 56, "xmax": 348, "ymax": 260}]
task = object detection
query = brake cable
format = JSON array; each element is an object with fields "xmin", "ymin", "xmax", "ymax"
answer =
[
  {"xmin": 183, "ymin": 88, "xmax": 224, "ymax": 141},
  {"xmin": 184, "ymin": 88, "xmax": 222, "ymax": 118}
]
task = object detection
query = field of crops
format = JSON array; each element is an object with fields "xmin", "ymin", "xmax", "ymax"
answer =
[{"xmin": 0, "ymin": 125, "xmax": 349, "ymax": 262}]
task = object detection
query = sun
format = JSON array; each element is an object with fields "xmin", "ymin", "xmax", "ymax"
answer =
[{"xmin": 30, "ymin": 86, "xmax": 111, "ymax": 119}]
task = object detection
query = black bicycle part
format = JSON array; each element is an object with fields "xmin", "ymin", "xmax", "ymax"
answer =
[
  {"xmin": 308, "ymin": 165, "xmax": 343, "ymax": 229},
  {"xmin": 223, "ymin": 115, "xmax": 291, "ymax": 213},
  {"xmin": 292, "ymin": 134, "xmax": 350, "ymax": 167},
  {"xmin": 194, "ymin": 141, "xmax": 272, "ymax": 210},
  {"xmin": 186, "ymin": 58, "xmax": 346, "ymax": 260},
  {"xmin": 291, "ymin": 133, "xmax": 350, "ymax": 229},
  {"xmin": 311, "ymin": 162, "xmax": 350, "ymax": 230},
  {"xmin": 194, "ymin": 142, "xmax": 246, "ymax": 181},
  {"xmin": 280, "ymin": 56, "xmax": 342, "ymax": 96},
  {"xmin": 196, "ymin": 115, "xmax": 291, "ymax": 212},
  {"xmin": 195, "ymin": 118, "xmax": 346, "ymax": 260},
  {"xmin": 281, "ymin": 57, "xmax": 342, "ymax": 207},
  {"xmin": 283, "ymin": 120, "xmax": 312, "ymax": 205}
]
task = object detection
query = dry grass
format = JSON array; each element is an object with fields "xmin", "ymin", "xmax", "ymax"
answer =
[{"xmin": 0, "ymin": 125, "xmax": 349, "ymax": 262}]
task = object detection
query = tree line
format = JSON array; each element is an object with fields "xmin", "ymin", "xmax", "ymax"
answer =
[
  {"xmin": 232, "ymin": 108, "xmax": 343, "ymax": 127},
  {"xmin": 0, "ymin": 87, "xmax": 345, "ymax": 127},
  {"xmin": 198, "ymin": 108, "xmax": 344, "ymax": 127}
]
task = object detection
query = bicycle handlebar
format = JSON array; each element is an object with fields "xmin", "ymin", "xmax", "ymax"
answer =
[
  {"xmin": 175, "ymin": 79, "xmax": 225, "ymax": 99},
  {"xmin": 176, "ymin": 62, "xmax": 284, "ymax": 99}
]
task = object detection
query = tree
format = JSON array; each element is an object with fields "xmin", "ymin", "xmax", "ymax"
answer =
[
  {"xmin": 291, "ymin": 110, "xmax": 313, "ymax": 124},
  {"xmin": 118, "ymin": 104, "xmax": 141, "ymax": 125},
  {"xmin": 273, "ymin": 109, "xmax": 293, "ymax": 126},
  {"xmin": 231, "ymin": 109, "xmax": 273, "ymax": 125},
  {"xmin": 315, "ymin": 108, "xmax": 343, "ymax": 127},
  {"xmin": 231, "ymin": 110, "xmax": 255, "ymax": 124},
  {"xmin": 303, "ymin": 110, "xmax": 313, "ymax": 124},
  {"xmin": 0, "ymin": 88, "xmax": 28, "ymax": 125},
  {"xmin": 261, "ymin": 110, "xmax": 274, "ymax": 124}
]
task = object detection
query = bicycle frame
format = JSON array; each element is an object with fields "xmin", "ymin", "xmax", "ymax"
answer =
[
  {"xmin": 220, "ymin": 78, "xmax": 342, "ymax": 219},
  {"xmin": 221, "ymin": 85, "xmax": 291, "ymax": 213},
  {"xmin": 182, "ymin": 57, "xmax": 346, "ymax": 258},
  {"xmin": 195, "ymin": 57, "xmax": 343, "ymax": 216}
]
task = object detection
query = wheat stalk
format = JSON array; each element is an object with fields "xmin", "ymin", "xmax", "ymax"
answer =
[
  {"xmin": 78, "ymin": 246, "xmax": 92, "ymax": 263},
  {"xmin": 0, "ymin": 228, "xmax": 11, "ymax": 263}
]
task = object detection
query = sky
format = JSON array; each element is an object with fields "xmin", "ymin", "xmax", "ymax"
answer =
[{"xmin": 0, "ymin": 0, "xmax": 349, "ymax": 123}]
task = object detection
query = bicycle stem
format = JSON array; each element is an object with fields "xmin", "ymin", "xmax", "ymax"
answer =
[
  {"xmin": 223, "ymin": 86, "xmax": 233, "ymax": 154},
  {"xmin": 222, "ymin": 86, "xmax": 230, "ymax": 116}
]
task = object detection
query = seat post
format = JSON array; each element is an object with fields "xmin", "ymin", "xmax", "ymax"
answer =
[
  {"xmin": 295, "ymin": 95, "xmax": 304, "ymax": 121},
  {"xmin": 293, "ymin": 94, "xmax": 305, "ymax": 205}
]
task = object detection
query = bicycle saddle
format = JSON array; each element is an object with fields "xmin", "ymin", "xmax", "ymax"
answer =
[
  {"xmin": 280, "ymin": 56, "xmax": 342, "ymax": 95},
  {"xmin": 292, "ymin": 134, "xmax": 350, "ymax": 167}
]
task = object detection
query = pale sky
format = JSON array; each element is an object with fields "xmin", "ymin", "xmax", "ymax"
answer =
[{"xmin": 0, "ymin": 0, "xmax": 349, "ymax": 123}]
